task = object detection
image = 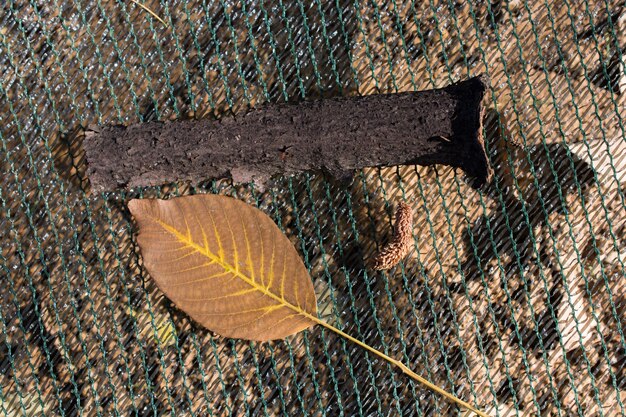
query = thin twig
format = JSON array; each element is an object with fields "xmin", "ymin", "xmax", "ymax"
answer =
[{"xmin": 129, "ymin": 0, "xmax": 167, "ymax": 27}]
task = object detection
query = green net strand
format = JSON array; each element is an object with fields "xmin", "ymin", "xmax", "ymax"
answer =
[{"xmin": 1, "ymin": 1, "xmax": 625, "ymax": 416}]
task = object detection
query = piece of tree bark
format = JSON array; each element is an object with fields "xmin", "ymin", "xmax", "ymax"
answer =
[{"xmin": 84, "ymin": 76, "xmax": 492, "ymax": 192}]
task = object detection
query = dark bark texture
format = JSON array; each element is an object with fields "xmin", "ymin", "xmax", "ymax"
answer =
[{"xmin": 84, "ymin": 76, "xmax": 492, "ymax": 191}]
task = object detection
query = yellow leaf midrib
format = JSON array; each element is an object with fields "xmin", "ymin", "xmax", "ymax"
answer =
[{"xmin": 151, "ymin": 216, "xmax": 316, "ymax": 323}]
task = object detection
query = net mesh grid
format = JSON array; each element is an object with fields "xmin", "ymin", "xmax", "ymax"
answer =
[{"xmin": 0, "ymin": 0, "xmax": 625, "ymax": 416}]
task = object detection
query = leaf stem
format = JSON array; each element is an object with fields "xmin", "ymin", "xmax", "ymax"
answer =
[{"xmin": 308, "ymin": 314, "xmax": 488, "ymax": 417}]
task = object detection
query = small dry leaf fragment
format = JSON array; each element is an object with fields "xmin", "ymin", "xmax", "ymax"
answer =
[
  {"xmin": 372, "ymin": 202, "xmax": 414, "ymax": 270},
  {"xmin": 128, "ymin": 194, "xmax": 317, "ymax": 341}
]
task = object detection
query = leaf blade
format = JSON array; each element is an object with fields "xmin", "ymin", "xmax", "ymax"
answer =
[{"xmin": 128, "ymin": 195, "xmax": 317, "ymax": 341}]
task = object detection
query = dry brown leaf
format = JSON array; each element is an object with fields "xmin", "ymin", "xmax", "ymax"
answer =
[
  {"xmin": 128, "ymin": 194, "xmax": 487, "ymax": 416},
  {"xmin": 128, "ymin": 194, "xmax": 316, "ymax": 341}
]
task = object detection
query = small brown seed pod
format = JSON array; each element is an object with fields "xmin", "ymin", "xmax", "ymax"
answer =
[{"xmin": 372, "ymin": 202, "xmax": 414, "ymax": 270}]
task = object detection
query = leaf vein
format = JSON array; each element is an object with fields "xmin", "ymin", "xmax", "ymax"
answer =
[
  {"xmin": 150, "ymin": 216, "xmax": 312, "ymax": 321},
  {"xmin": 195, "ymin": 305, "xmax": 281, "ymax": 318},
  {"xmin": 167, "ymin": 268, "xmax": 227, "ymax": 286}
]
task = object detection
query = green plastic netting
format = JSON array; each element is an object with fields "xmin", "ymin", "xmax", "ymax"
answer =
[{"xmin": 1, "ymin": 0, "xmax": 625, "ymax": 415}]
